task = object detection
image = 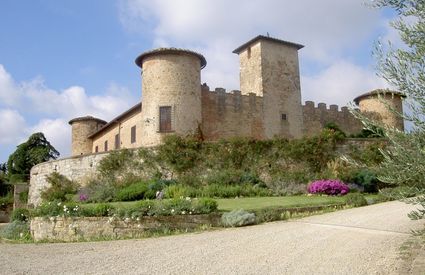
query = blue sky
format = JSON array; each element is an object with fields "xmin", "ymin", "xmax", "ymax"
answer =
[{"xmin": 0, "ymin": 0, "xmax": 397, "ymax": 163}]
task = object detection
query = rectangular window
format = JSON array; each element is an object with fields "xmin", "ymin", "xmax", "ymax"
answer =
[
  {"xmin": 131, "ymin": 126, "xmax": 136, "ymax": 144},
  {"xmin": 115, "ymin": 134, "xmax": 120, "ymax": 149},
  {"xmin": 281, "ymin": 114, "xmax": 287, "ymax": 121},
  {"xmin": 159, "ymin": 106, "xmax": 172, "ymax": 132},
  {"xmin": 95, "ymin": 146, "xmax": 98, "ymax": 153},
  {"xmin": 104, "ymin": 141, "xmax": 108, "ymax": 152}
]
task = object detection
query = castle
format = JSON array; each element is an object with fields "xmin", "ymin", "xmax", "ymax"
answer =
[{"xmin": 68, "ymin": 35, "xmax": 404, "ymax": 156}]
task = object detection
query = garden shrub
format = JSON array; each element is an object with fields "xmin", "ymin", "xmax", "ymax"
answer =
[
  {"xmin": 83, "ymin": 180, "xmax": 118, "ymax": 203},
  {"xmin": 254, "ymin": 207, "xmax": 284, "ymax": 223},
  {"xmin": 19, "ymin": 190, "xmax": 29, "ymax": 203},
  {"xmin": 349, "ymin": 169, "xmax": 379, "ymax": 193},
  {"xmin": 126, "ymin": 198, "xmax": 218, "ymax": 218},
  {"xmin": 344, "ymin": 193, "xmax": 368, "ymax": 207},
  {"xmin": 157, "ymin": 135, "xmax": 202, "ymax": 173},
  {"xmin": 195, "ymin": 198, "xmax": 218, "ymax": 213},
  {"xmin": 287, "ymin": 129, "xmax": 342, "ymax": 172},
  {"xmin": 221, "ymin": 209, "xmax": 256, "ymax": 227},
  {"xmin": 267, "ymin": 181, "xmax": 308, "ymax": 196},
  {"xmin": 11, "ymin": 208, "xmax": 30, "ymax": 222},
  {"xmin": 0, "ymin": 192, "xmax": 13, "ymax": 210},
  {"xmin": 115, "ymin": 181, "xmax": 149, "ymax": 201},
  {"xmin": 164, "ymin": 184, "xmax": 197, "ymax": 199},
  {"xmin": 0, "ymin": 221, "xmax": 31, "ymax": 240},
  {"xmin": 80, "ymin": 203, "xmax": 115, "ymax": 217},
  {"xmin": 308, "ymin": 179, "xmax": 350, "ymax": 196},
  {"xmin": 97, "ymin": 149, "xmax": 139, "ymax": 182},
  {"xmin": 41, "ymin": 172, "xmax": 78, "ymax": 202},
  {"xmin": 324, "ymin": 122, "xmax": 347, "ymax": 139}
]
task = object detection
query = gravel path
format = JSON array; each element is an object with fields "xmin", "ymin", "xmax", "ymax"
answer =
[{"xmin": 1, "ymin": 200, "xmax": 423, "ymax": 275}]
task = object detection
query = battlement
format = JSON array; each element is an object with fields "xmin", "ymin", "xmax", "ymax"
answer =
[
  {"xmin": 302, "ymin": 101, "xmax": 362, "ymax": 136},
  {"xmin": 201, "ymin": 84, "xmax": 264, "ymax": 140},
  {"xmin": 302, "ymin": 101, "xmax": 351, "ymax": 114}
]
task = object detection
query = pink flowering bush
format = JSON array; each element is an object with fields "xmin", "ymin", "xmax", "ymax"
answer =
[{"xmin": 308, "ymin": 179, "xmax": 350, "ymax": 196}]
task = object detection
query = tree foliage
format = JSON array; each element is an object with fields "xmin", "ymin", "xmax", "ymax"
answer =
[
  {"xmin": 7, "ymin": 133, "xmax": 59, "ymax": 182},
  {"xmin": 362, "ymin": 0, "xmax": 425, "ymax": 219}
]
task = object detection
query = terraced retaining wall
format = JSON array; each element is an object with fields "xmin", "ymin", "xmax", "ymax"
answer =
[{"xmin": 30, "ymin": 214, "xmax": 221, "ymax": 242}]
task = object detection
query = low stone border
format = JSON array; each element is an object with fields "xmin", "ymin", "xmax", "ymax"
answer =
[{"xmin": 30, "ymin": 213, "xmax": 221, "ymax": 242}]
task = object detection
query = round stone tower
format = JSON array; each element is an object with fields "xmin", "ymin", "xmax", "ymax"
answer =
[
  {"xmin": 135, "ymin": 48, "xmax": 207, "ymax": 146},
  {"xmin": 353, "ymin": 89, "xmax": 405, "ymax": 131},
  {"xmin": 68, "ymin": 116, "xmax": 107, "ymax": 156}
]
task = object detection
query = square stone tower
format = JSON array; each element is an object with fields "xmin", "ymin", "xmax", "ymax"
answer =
[{"xmin": 233, "ymin": 35, "xmax": 304, "ymax": 139}]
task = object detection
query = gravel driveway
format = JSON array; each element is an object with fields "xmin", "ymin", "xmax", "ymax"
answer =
[{"xmin": 1, "ymin": 200, "xmax": 423, "ymax": 275}]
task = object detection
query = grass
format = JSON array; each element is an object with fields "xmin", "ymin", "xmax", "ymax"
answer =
[
  {"xmin": 216, "ymin": 196, "xmax": 346, "ymax": 211},
  {"xmin": 74, "ymin": 194, "xmax": 382, "ymax": 212}
]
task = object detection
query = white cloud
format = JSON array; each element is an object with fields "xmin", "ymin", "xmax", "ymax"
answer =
[
  {"xmin": 0, "ymin": 109, "xmax": 27, "ymax": 144},
  {"xmin": 0, "ymin": 65, "xmax": 21, "ymax": 106},
  {"xmin": 301, "ymin": 60, "xmax": 390, "ymax": 107},
  {"xmin": 0, "ymin": 64, "xmax": 136, "ymax": 160},
  {"xmin": 119, "ymin": 0, "xmax": 386, "ymax": 93}
]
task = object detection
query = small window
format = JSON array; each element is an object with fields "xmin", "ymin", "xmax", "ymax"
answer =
[
  {"xmin": 104, "ymin": 141, "xmax": 108, "ymax": 152},
  {"xmin": 131, "ymin": 126, "xmax": 136, "ymax": 144},
  {"xmin": 95, "ymin": 146, "xmax": 98, "ymax": 153},
  {"xmin": 281, "ymin": 114, "xmax": 287, "ymax": 121},
  {"xmin": 247, "ymin": 47, "xmax": 251, "ymax": 59},
  {"xmin": 159, "ymin": 106, "xmax": 172, "ymax": 132},
  {"xmin": 115, "ymin": 134, "xmax": 120, "ymax": 149}
]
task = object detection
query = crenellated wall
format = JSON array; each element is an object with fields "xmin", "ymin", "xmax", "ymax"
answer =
[
  {"xmin": 302, "ymin": 101, "xmax": 363, "ymax": 136},
  {"xmin": 201, "ymin": 86, "xmax": 265, "ymax": 140}
]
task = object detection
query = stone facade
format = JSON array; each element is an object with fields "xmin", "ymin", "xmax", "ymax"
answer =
[
  {"xmin": 91, "ymin": 104, "xmax": 143, "ymax": 153},
  {"xmin": 201, "ymin": 86, "xmax": 264, "ymax": 140},
  {"xmin": 137, "ymin": 49, "xmax": 204, "ymax": 147},
  {"xmin": 67, "ymin": 35, "xmax": 404, "ymax": 158},
  {"xmin": 236, "ymin": 37, "xmax": 304, "ymax": 139},
  {"xmin": 28, "ymin": 152, "xmax": 109, "ymax": 207},
  {"xmin": 30, "ymin": 214, "xmax": 221, "ymax": 241},
  {"xmin": 302, "ymin": 102, "xmax": 363, "ymax": 136},
  {"xmin": 354, "ymin": 90, "xmax": 404, "ymax": 131}
]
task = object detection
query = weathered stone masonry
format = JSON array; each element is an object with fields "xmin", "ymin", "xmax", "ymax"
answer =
[{"xmin": 29, "ymin": 35, "xmax": 405, "ymax": 206}]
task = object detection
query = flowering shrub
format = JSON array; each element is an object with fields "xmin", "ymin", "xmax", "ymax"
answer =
[{"xmin": 308, "ymin": 179, "xmax": 349, "ymax": 196}]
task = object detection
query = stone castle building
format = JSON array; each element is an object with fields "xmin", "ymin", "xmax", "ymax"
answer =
[{"xmin": 69, "ymin": 35, "xmax": 404, "ymax": 156}]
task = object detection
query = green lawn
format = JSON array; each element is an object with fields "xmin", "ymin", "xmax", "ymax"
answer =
[
  {"xmin": 92, "ymin": 194, "xmax": 381, "ymax": 212},
  {"xmin": 216, "ymin": 196, "xmax": 346, "ymax": 211}
]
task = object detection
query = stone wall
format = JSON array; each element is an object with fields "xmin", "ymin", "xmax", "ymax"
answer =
[
  {"xmin": 30, "ymin": 214, "xmax": 221, "ymax": 241},
  {"xmin": 28, "ymin": 152, "xmax": 110, "ymax": 207},
  {"xmin": 358, "ymin": 94, "xmax": 404, "ymax": 131},
  {"xmin": 201, "ymin": 87, "xmax": 265, "ymax": 140},
  {"xmin": 302, "ymin": 101, "xmax": 363, "ymax": 136},
  {"xmin": 14, "ymin": 184, "xmax": 29, "ymax": 209},
  {"xmin": 140, "ymin": 51, "xmax": 203, "ymax": 147}
]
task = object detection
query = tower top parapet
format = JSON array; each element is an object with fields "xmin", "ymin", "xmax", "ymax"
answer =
[
  {"xmin": 135, "ymin": 48, "xmax": 207, "ymax": 69},
  {"xmin": 232, "ymin": 35, "xmax": 304, "ymax": 54}
]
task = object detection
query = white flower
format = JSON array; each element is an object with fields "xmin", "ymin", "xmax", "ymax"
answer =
[
  {"xmin": 181, "ymin": 211, "xmax": 186, "ymax": 215},
  {"xmin": 171, "ymin": 209, "xmax": 175, "ymax": 213},
  {"xmin": 57, "ymin": 202, "xmax": 61, "ymax": 206},
  {"xmin": 185, "ymin": 197, "xmax": 191, "ymax": 201}
]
